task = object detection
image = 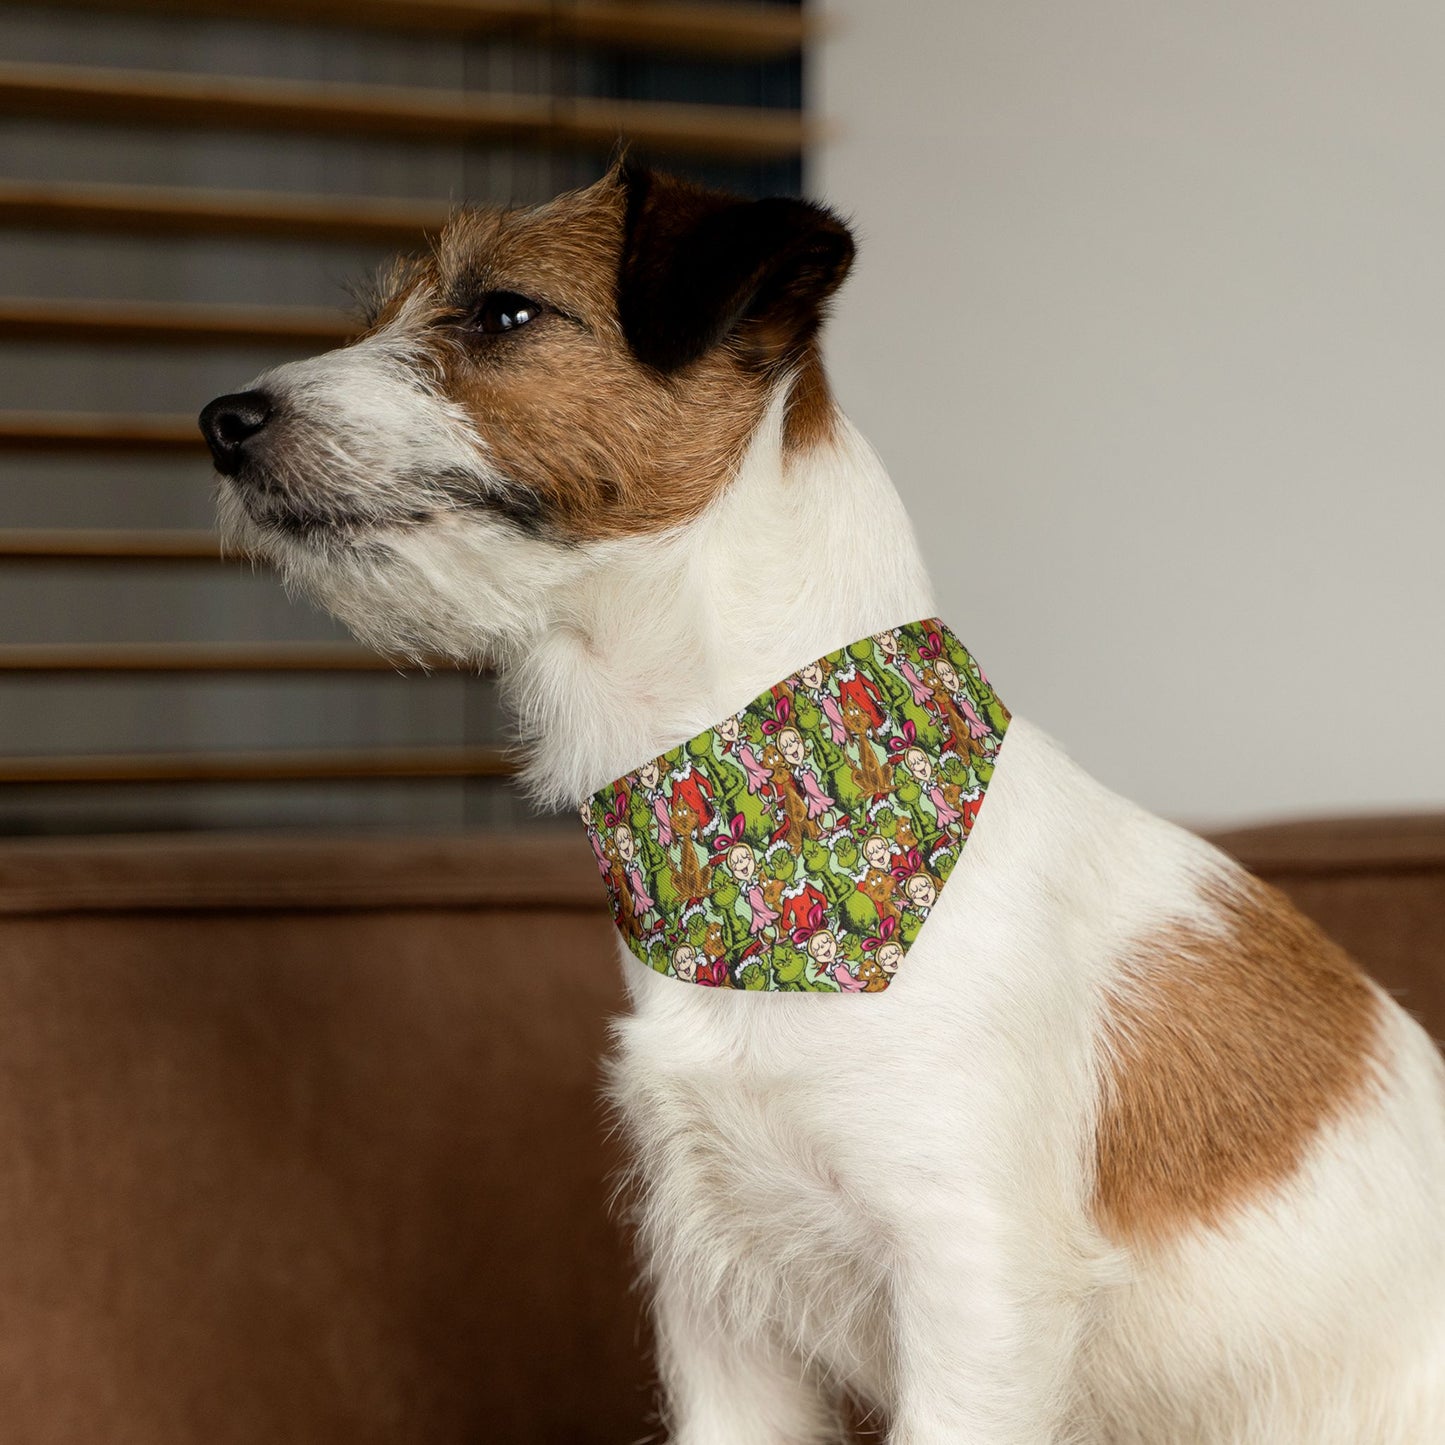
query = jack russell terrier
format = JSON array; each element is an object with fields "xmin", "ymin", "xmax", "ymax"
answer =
[{"xmin": 200, "ymin": 162, "xmax": 1445, "ymax": 1444}]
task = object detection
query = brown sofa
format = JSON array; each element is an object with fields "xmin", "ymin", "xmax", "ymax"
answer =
[{"xmin": 0, "ymin": 817, "xmax": 1440, "ymax": 1443}]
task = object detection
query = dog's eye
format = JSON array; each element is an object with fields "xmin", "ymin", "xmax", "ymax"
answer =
[{"xmin": 471, "ymin": 291, "xmax": 543, "ymax": 335}]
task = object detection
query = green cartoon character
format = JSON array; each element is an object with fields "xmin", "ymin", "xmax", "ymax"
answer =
[
  {"xmin": 699, "ymin": 714, "xmax": 774, "ymax": 838},
  {"xmin": 891, "ymin": 769, "xmax": 938, "ymax": 850},
  {"xmin": 738, "ymin": 959, "xmax": 769, "ymax": 991},
  {"xmin": 681, "ymin": 906, "xmax": 709, "ymax": 952},
  {"xmin": 707, "ymin": 873, "xmax": 754, "ymax": 959},
  {"xmin": 765, "ymin": 844, "xmax": 798, "ymax": 886},
  {"xmin": 792, "ymin": 664, "xmax": 867, "ymax": 815},
  {"xmin": 800, "ymin": 836, "xmax": 877, "ymax": 936},
  {"xmin": 628, "ymin": 764, "xmax": 681, "ymax": 921},
  {"xmin": 847, "ymin": 632, "xmax": 942, "ymax": 748},
  {"xmin": 770, "ymin": 943, "xmax": 827, "ymax": 992}
]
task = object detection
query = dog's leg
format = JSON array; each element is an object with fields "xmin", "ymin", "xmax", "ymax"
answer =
[
  {"xmin": 885, "ymin": 1211, "xmax": 1092, "ymax": 1445},
  {"xmin": 654, "ymin": 1275, "xmax": 840, "ymax": 1445}
]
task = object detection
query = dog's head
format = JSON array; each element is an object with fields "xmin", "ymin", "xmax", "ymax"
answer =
[{"xmin": 200, "ymin": 163, "xmax": 854, "ymax": 660}]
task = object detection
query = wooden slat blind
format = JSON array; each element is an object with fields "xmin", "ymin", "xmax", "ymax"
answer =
[
  {"xmin": 0, "ymin": 62, "xmax": 812, "ymax": 162},
  {"xmin": 0, "ymin": 746, "xmax": 514, "ymax": 785},
  {"xmin": 0, "ymin": 413, "xmax": 205, "ymax": 452},
  {"xmin": 31, "ymin": 0, "xmax": 811, "ymax": 59},
  {"xmin": 0, "ymin": 297, "xmax": 354, "ymax": 348},
  {"xmin": 0, "ymin": 643, "xmax": 419, "ymax": 673},
  {"xmin": 0, "ymin": 0, "xmax": 810, "ymax": 813},
  {"xmin": 0, "ymin": 181, "xmax": 448, "ymax": 245},
  {"xmin": 0, "ymin": 529, "xmax": 222, "ymax": 561}
]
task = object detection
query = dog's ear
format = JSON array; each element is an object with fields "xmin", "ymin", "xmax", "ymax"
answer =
[{"xmin": 616, "ymin": 162, "xmax": 855, "ymax": 374}]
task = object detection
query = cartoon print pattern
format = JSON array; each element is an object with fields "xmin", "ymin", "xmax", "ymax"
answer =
[{"xmin": 581, "ymin": 620, "xmax": 1009, "ymax": 993}]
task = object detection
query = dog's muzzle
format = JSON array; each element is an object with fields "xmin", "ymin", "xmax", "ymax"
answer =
[{"xmin": 199, "ymin": 390, "xmax": 274, "ymax": 477}]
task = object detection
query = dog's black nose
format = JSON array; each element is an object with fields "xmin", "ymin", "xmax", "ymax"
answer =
[{"xmin": 199, "ymin": 390, "xmax": 273, "ymax": 475}]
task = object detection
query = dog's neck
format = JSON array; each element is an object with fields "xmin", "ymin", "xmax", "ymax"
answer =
[{"xmin": 504, "ymin": 391, "xmax": 937, "ymax": 809}]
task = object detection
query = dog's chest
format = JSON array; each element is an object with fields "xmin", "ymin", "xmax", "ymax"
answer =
[{"xmin": 612, "ymin": 994, "xmax": 897, "ymax": 1382}]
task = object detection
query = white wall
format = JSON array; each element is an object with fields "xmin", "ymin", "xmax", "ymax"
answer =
[{"xmin": 812, "ymin": 0, "xmax": 1445, "ymax": 827}]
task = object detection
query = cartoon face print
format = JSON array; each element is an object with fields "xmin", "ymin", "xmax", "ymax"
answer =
[
  {"xmin": 615, "ymin": 822, "xmax": 635, "ymax": 862},
  {"xmin": 778, "ymin": 726, "xmax": 807, "ymax": 767},
  {"xmin": 726, "ymin": 843, "xmax": 756, "ymax": 882},
  {"xmin": 876, "ymin": 940, "xmax": 904, "ymax": 975},
  {"xmin": 578, "ymin": 801, "xmax": 593, "ymax": 827},
  {"xmin": 806, "ymin": 929, "xmax": 838, "ymax": 965},
  {"xmin": 862, "ymin": 834, "xmax": 892, "ymax": 870},
  {"xmin": 858, "ymin": 874, "xmax": 893, "ymax": 910},
  {"xmin": 717, "ymin": 714, "xmax": 740, "ymax": 744},
  {"xmin": 905, "ymin": 873, "xmax": 937, "ymax": 909},
  {"xmin": 796, "ymin": 661, "xmax": 825, "ymax": 689},
  {"xmin": 637, "ymin": 760, "xmax": 660, "ymax": 790},
  {"xmin": 904, "ymin": 746, "xmax": 933, "ymax": 782},
  {"xmin": 933, "ymin": 658, "xmax": 960, "ymax": 693},
  {"xmin": 672, "ymin": 944, "xmax": 698, "ymax": 982},
  {"xmin": 873, "ymin": 629, "xmax": 900, "ymax": 657}
]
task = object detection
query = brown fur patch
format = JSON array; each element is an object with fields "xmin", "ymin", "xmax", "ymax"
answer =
[
  {"xmin": 1094, "ymin": 872, "xmax": 1382, "ymax": 1246},
  {"xmin": 783, "ymin": 344, "xmax": 839, "ymax": 456},
  {"xmin": 364, "ymin": 171, "xmax": 844, "ymax": 541}
]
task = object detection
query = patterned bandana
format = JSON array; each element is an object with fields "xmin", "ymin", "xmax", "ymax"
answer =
[{"xmin": 580, "ymin": 620, "xmax": 1008, "ymax": 993}]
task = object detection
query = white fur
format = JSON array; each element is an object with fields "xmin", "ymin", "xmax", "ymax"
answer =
[{"xmin": 221, "ymin": 354, "xmax": 1445, "ymax": 1443}]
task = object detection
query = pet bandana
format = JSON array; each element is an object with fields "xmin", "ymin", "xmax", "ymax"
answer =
[{"xmin": 580, "ymin": 619, "xmax": 1008, "ymax": 993}]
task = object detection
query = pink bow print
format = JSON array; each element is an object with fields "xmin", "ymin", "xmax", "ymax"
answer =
[
  {"xmin": 862, "ymin": 916, "xmax": 898, "ymax": 953},
  {"xmin": 710, "ymin": 812, "xmax": 748, "ymax": 858},
  {"xmin": 886, "ymin": 719, "xmax": 918, "ymax": 758},
  {"xmin": 790, "ymin": 898, "xmax": 828, "ymax": 947},
  {"xmin": 760, "ymin": 693, "xmax": 792, "ymax": 736},
  {"xmin": 602, "ymin": 786, "xmax": 629, "ymax": 829},
  {"xmin": 890, "ymin": 847, "xmax": 925, "ymax": 884}
]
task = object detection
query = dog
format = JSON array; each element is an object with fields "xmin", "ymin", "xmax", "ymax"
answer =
[{"xmin": 200, "ymin": 162, "xmax": 1445, "ymax": 1443}]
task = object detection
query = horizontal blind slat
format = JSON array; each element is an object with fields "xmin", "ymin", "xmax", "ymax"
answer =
[
  {"xmin": 0, "ymin": 529, "xmax": 222, "ymax": 560},
  {"xmin": 0, "ymin": 297, "xmax": 353, "ymax": 348},
  {"xmin": 0, "ymin": 413, "xmax": 203, "ymax": 451},
  {"xmin": 0, "ymin": 746, "xmax": 515, "ymax": 783},
  {"xmin": 0, "ymin": 643, "xmax": 431, "ymax": 673},
  {"xmin": 0, "ymin": 62, "xmax": 812, "ymax": 161},
  {"xmin": 30, "ymin": 0, "xmax": 810, "ymax": 59},
  {"xmin": 0, "ymin": 180, "xmax": 448, "ymax": 244}
]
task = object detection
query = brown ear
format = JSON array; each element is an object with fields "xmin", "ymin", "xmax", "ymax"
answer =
[{"xmin": 616, "ymin": 163, "xmax": 855, "ymax": 374}]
